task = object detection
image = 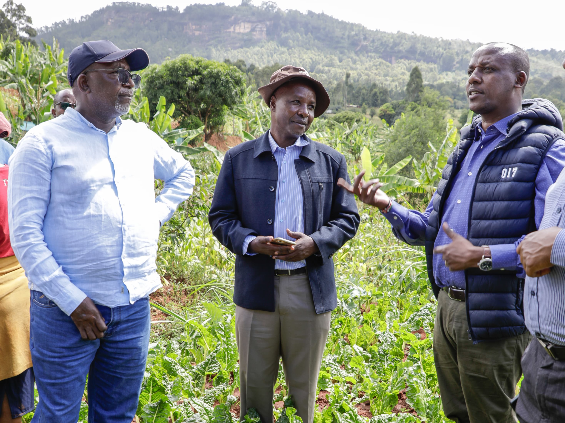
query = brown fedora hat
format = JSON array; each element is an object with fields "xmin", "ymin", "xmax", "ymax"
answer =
[{"xmin": 258, "ymin": 65, "xmax": 330, "ymax": 118}]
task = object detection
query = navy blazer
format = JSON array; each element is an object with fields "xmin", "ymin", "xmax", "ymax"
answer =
[{"xmin": 208, "ymin": 131, "xmax": 359, "ymax": 314}]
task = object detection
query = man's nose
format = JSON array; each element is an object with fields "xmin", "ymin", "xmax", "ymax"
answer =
[
  {"xmin": 123, "ymin": 75, "xmax": 135, "ymax": 89},
  {"xmin": 297, "ymin": 104, "xmax": 310, "ymax": 117},
  {"xmin": 467, "ymin": 69, "xmax": 481, "ymax": 85}
]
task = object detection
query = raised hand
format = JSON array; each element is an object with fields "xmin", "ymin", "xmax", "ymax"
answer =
[
  {"xmin": 274, "ymin": 229, "xmax": 319, "ymax": 262},
  {"xmin": 517, "ymin": 227, "xmax": 562, "ymax": 277},
  {"xmin": 337, "ymin": 171, "xmax": 390, "ymax": 210},
  {"xmin": 433, "ymin": 222, "xmax": 484, "ymax": 271},
  {"xmin": 70, "ymin": 297, "xmax": 108, "ymax": 340}
]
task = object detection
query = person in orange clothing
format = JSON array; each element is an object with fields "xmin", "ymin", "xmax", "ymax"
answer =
[{"xmin": 0, "ymin": 112, "xmax": 34, "ymax": 423}]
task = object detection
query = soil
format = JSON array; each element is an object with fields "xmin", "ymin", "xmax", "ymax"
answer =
[
  {"xmin": 206, "ymin": 133, "xmax": 243, "ymax": 152},
  {"xmin": 392, "ymin": 388, "xmax": 419, "ymax": 417}
]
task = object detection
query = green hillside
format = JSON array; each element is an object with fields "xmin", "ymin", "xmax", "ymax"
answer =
[{"xmin": 36, "ymin": 1, "xmax": 565, "ymax": 108}]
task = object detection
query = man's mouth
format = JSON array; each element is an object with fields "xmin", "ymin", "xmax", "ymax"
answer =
[{"xmin": 468, "ymin": 89, "xmax": 483, "ymax": 99}]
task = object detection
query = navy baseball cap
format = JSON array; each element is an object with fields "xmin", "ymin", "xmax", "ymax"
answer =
[{"xmin": 67, "ymin": 40, "xmax": 150, "ymax": 86}]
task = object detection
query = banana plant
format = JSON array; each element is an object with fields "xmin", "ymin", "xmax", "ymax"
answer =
[{"xmin": 0, "ymin": 38, "xmax": 67, "ymax": 128}]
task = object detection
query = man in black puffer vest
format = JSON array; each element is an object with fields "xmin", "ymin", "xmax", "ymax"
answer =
[{"xmin": 339, "ymin": 43, "xmax": 565, "ymax": 422}]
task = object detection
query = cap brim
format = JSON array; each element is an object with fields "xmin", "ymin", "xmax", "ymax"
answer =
[
  {"xmin": 258, "ymin": 75, "xmax": 330, "ymax": 118},
  {"xmin": 96, "ymin": 48, "xmax": 150, "ymax": 71}
]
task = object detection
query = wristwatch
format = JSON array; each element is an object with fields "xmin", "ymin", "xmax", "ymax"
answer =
[{"xmin": 478, "ymin": 246, "xmax": 492, "ymax": 271}]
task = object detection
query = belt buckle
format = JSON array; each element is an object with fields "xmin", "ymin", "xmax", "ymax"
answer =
[
  {"xmin": 538, "ymin": 338, "xmax": 559, "ymax": 360},
  {"xmin": 448, "ymin": 286, "xmax": 464, "ymax": 302}
]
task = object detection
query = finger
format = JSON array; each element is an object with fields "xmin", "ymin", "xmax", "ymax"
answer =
[
  {"xmin": 85, "ymin": 326, "xmax": 97, "ymax": 341},
  {"xmin": 337, "ymin": 178, "xmax": 353, "ymax": 192},
  {"xmin": 78, "ymin": 327, "xmax": 88, "ymax": 341},
  {"xmin": 516, "ymin": 243, "xmax": 522, "ymax": 255},
  {"xmin": 352, "ymin": 171, "xmax": 365, "ymax": 194},
  {"xmin": 366, "ymin": 181, "xmax": 382, "ymax": 200},
  {"xmin": 433, "ymin": 246, "xmax": 445, "ymax": 254},
  {"xmin": 442, "ymin": 222, "xmax": 460, "ymax": 240},
  {"xmin": 535, "ymin": 268, "xmax": 551, "ymax": 277},
  {"xmin": 286, "ymin": 229, "xmax": 304, "ymax": 239},
  {"xmin": 95, "ymin": 316, "xmax": 108, "ymax": 333}
]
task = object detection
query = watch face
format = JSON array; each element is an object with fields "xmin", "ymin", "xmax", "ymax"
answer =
[{"xmin": 479, "ymin": 259, "xmax": 493, "ymax": 271}]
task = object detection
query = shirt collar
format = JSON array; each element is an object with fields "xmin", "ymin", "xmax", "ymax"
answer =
[
  {"xmin": 268, "ymin": 130, "xmax": 309, "ymax": 153},
  {"xmin": 65, "ymin": 108, "xmax": 123, "ymax": 132},
  {"xmin": 476, "ymin": 111, "xmax": 520, "ymax": 141}
]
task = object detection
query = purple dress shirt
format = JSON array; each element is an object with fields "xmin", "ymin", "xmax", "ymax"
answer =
[{"xmin": 383, "ymin": 112, "xmax": 565, "ymax": 288}]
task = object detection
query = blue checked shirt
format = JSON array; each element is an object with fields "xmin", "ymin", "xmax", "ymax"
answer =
[
  {"xmin": 525, "ymin": 170, "xmax": 565, "ymax": 346},
  {"xmin": 382, "ymin": 113, "xmax": 565, "ymax": 288},
  {"xmin": 8, "ymin": 108, "xmax": 195, "ymax": 315},
  {"xmin": 242, "ymin": 131, "xmax": 307, "ymax": 270}
]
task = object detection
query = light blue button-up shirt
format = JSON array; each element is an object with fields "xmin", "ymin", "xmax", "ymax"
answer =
[
  {"xmin": 8, "ymin": 108, "xmax": 195, "ymax": 315},
  {"xmin": 243, "ymin": 131, "xmax": 307, "ymax": 269}
]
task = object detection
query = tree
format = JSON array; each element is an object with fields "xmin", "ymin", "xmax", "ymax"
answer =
[
  {"xmin": 142, "ymin": 55, "xmax": 246, "ymax": 139},
  {"xmin": 405, "ymin": 66, "xmax": 423, "ymax": 103},
  {"xmin": 0, "ymin": 1, "xmax": 36, "ymax": 45}
]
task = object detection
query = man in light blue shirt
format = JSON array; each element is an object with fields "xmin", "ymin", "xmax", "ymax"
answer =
[{"xmin": 8, "ymin": 40, "xmax": 195, "ymax": 422}]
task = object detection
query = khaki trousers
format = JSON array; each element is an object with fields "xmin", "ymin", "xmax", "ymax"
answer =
[
  {"xmin": 433, "ymin": 289, "xmax": 531, "ymax": 423},
  {"xmin": 236, "ymin": 273, "xmax": 331, "ymax": 423}
]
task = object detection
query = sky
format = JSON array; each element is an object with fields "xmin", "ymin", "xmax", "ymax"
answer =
[{"xmin": 17, "ymin": 0, "xmax": 565, "ymax": 52}]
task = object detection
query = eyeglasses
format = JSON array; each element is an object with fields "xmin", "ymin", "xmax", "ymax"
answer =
[
  {"xmin": 82, "ymin": 68, "xmax": 141, "ymax": 89},
  {"xmin": 54, "ymin": 101, "xmax": 76, "ymax": 110}
]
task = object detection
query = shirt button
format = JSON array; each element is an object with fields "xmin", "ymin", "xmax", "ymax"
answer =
[
  {"xmin": 279, "ymin": 219, "xmax": 283, "ymax": 222},
  {"xmin": 457, "ymin": 200, "xmax": 461, "ymax": 204},
  {"xmin": 557, "ymin": 207, "xmax": 562, "ymax": 214},
  {"xmin": 269, "ymin": 186, "xmax": 275, "ymax": 192},
  {"xmin": 531, "ymin": 290, "xmax": 536, "ymax": 296},
  {"xmin": 468, "ymin": 172, "xmax": 472, "ymax": 176},
  {"xmin": 267, "ymin": 219, "xmax": 273, "ymax": 225},
  {"xmin": 393, "ymin": 216, "xmax": 398, "ymax": 220}
]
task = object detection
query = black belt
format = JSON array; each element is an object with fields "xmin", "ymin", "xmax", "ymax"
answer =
[
  {"xmin": 537, "ymin": 337, "xmax": 565, "ymax": 361},
  {"xmin": 443, "ymin": 286, "xmax": 465, "ymax": 302},
  {"xmin": 275, "ymin": 267, "xmax": 307, "ymax": 276}
]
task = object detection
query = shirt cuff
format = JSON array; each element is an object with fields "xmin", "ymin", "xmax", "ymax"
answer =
[
  {"xmin": 489, "ymin": 244, "xmax": 518, "ymax": 270},
  {"xmin": 550, "ymin": 229, "xmax": 565, "ymax": 267},
  {"xmin": 155, "ymin": 201, "xmax": 173, "ymax": 225},
  {"xmin": 243, "ymin": 235, "xmax": 257, "ymax": 256},
  {"xmin": 382, "ymin": 201, "xmax": 409, "ymax": 230}
]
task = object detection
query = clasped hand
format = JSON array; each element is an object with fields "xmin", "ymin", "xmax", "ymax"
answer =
[
  {"xmin": 249, "ymin": 229, "xmax": 318, "ymax": 261},
  {"xmin": 517, "ymin": 226, "xmax": 562, "ymax": 277}
]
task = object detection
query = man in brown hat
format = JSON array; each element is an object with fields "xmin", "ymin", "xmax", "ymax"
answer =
[{"xmin": 209, "ymin": 65, "xmax": 359, "ymax": 423}]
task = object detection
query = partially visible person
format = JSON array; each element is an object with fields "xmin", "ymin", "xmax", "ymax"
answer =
[
  {"xmin": 9, "ymin": 40, "xmax": 195, "ymax": 422},
  {"xmin": 514, "ymin": 56, "xmax": 565, "ymax": 423},
  {"xmin": 339, "ymin": 43, "xmax": 565, "ymax": 422},
  {"xmin": 0, "ymin": 116, "xmax": 34, "ymax": 423},
  {"xmin": 51, "ymin": 88, "xmax": 76, "ymax": 118},
  {"xmin": 0, "ymin": 112, "xmax": 10, "ymax": 139}
]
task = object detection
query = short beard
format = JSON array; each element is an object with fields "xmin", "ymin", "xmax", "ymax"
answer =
[{"xmin": 115, "ymin": 88, "xmax": 134, "ymax": 115}]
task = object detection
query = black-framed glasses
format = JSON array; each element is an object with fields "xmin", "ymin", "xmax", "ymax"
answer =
[
  {"xmin": 82, "ymin": 68, "xmax": 141, "ymax": 89},
  {"xmin": 54, "ymin": 101, "xmax": 76, "ymax": 110}
]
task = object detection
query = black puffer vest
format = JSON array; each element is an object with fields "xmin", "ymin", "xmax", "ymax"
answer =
[{"xmin": 425, "ymin": 99, "xmax": 565, "ymax": 343}]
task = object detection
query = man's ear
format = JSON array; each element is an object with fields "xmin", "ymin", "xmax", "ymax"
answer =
[
  {"xmin": 515, "ymin": 71, "xmax": 528, "ymax": 91},
  {"xmin": 51, "ymin": 109, "xmax": 56, "ymax": 118},
  {"xmin": 76, "ymin": 74, "xmax": 91, "ymax": 94},
  {"xmin": 269, "ymin": 95, "xmax": 276, "ymax": 111}
]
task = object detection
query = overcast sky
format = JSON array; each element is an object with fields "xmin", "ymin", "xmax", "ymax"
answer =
[{"xmin": 18, "ymin": 0, "xmax": 565, "ymax": 52}]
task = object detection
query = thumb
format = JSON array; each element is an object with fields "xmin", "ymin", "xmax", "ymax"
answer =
[
  {"xmin": 442, "ymin": 222, "xmax": 460, "ymax": 240},
  {"xmin": 286, "ymin": 228, "xmax": 303, "ymax": 240}
]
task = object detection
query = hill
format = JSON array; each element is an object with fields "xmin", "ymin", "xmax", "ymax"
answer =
[{"xmin": 36, "ymin": 2, "xmax": 565, "ymax": 107}]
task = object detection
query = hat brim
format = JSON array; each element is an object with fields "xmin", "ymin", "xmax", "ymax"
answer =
[
  {"xmin": 96, "ymin": 48, "xmax": 150, "ymax": 72},
  {"xmin": 258, "ymin": 75, "xmax": 330, "ymax": 118}
]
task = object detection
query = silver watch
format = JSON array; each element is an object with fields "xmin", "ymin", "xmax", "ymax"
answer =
[{"xmin": 478, "ymin": 246, "xmax": 492, "ymax": 271}]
